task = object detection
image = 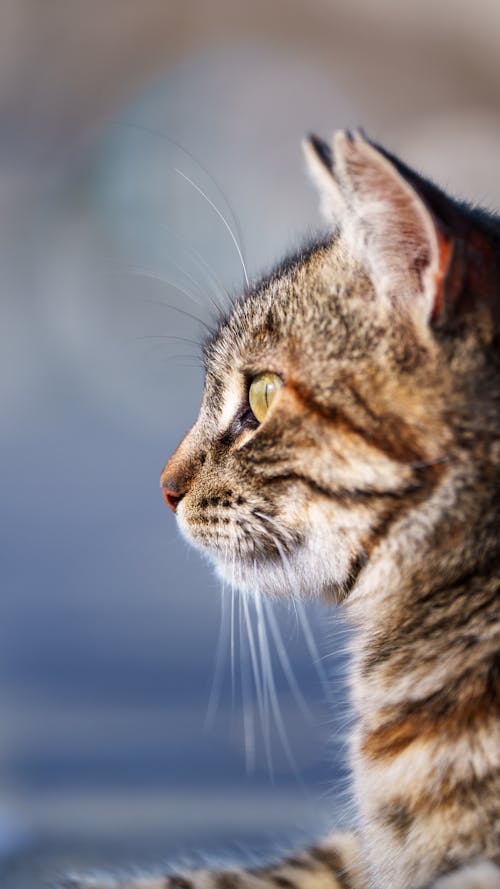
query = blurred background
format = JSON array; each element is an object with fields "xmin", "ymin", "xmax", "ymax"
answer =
[{"xmin": 2, "ymin": 1, "xmax": 500, "ymax": 885}]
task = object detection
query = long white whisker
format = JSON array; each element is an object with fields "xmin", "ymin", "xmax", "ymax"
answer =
[
  {"xmin": 241, "ymin": 589, "xmax": 271, "ymax": 775},
  {"xmin": 175, "ymin": 168, "xmax": 250, "ymax": 288},
  {"xmin": 293, "ymin": 598, "xmax": 332, "ymax": 700},
  {"xmin": 230, "ymin": 573, "xmax": 236, "ymax": 706},
  {"xmin": 237, "ymin": 556, "xmax": 255, "ymax": 771},
  {"xmin": 112, "ymin": 120, "xmax": 248, "ymax": 269},
  {"xmin": 205, "ymin": 572, "xmax": 228, "ymax": 730},
  {"xmin": 250, "ymin": 513, "xmax": 324, "ymax": 714},
  {"xmin": 253, "ymin": 574, "xmax": 274, "ymax": 780},
  {"xmin": 262, "ymin": 596, "xmax": 313, "ymax": 722},
  {"xmin": 246, "ymin": 566, "xmax": 305, "ymax": 786},
  {"xmin": 255, "ymin": 511, "xmax": 331, "ymax": 698},
  {"xmin": 258, "ymin": 611, "xmax": 306, "ymax": 788}
]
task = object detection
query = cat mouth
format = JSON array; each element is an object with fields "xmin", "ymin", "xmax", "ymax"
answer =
[
  {"xmin": 177, "ymin": 515, "xmax": 338, "ymax": 600},
  {"xmin": 178, "ymin": 496, "xmax": 299, "ymax": 552},
  {"xmin": 181, "ymin": 520, "xmax": 297, "ymax": 565},
  {"xmin": 176, "ymin": 505, "xmax": 304, "ymax": 585}
]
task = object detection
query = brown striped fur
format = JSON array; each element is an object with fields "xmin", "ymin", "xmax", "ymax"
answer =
[{"xmin": 69, "ymin": 132, "xmax": 500, "ymax": 888}]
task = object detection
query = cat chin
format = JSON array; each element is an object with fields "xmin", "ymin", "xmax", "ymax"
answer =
[
  {"xmin": 177, "ymin": 504, "xmax": 357, "ymax": 600},
  {"xmin": 209, "ymin": 544, "xmax": 347, "ymax": 602}
]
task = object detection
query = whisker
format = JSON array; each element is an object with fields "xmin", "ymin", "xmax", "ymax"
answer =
[
  {"xmin": 262, "ymin": 596, "xmax": 313, "ymax": 722},
  {"xmin": 236, "ymin": 556, "xmax": 255, "ymax": 771},
  {"xmin": 292, "ymin": 598, "xmax": 332, "ymax": 701},
  {"xmin": 137, "ymin": 296, "xmax": 213, "ymax": 336},
  {"xmin": 167, "ymin": 257, "xmax": 225, "ymax": 321},
  {"xmin": 205, "ymin": 574, "xmax": 228, "ymax": 730},
  {"xmin": 136, "ymin": 353, "xmax": 204, "ymax": 370},
  {"xmin": 116, "ymin": 277, "xmax": 214, "ymax": 336},
  {"xmin": 120, "ymin": 266, "xmax": 214, "ymax": 322},
  {"xmin": 126, "ymin": 332, "xmax": 204, "ymax": 366},
  {"xmin": 157, "ymin": 358, "xmax": 205, "ymax": 369},
  {"xmin": 133, "ymin": 334, "xmax": 200, "ymax": 348},
  {"xmin": 258, "ymin": 614, "xmax": 306, "ymax": 789},
  {"xmin": 255, "ymin": 510, "xmax": 333, "ymax": 701},
  {"xmin": 175, "ymin": 168, "xmax": 250, "ymax": 288},
  {"xmin": 159, "ymin": 223, "xmax": 231, "ymax": 316},
  {"xmin": 245, "ymin": 568, "xmax": 305, "ymax": 787},
  {"xmin": 252, "ymin": 510, "xmax": 295, "ymax": 544},
  {"xmin": 112, "ymin": 120, "xmax": 247, "ymax": 269},
  {"xmin": 230, "ymin": 576, "xmax": 236, "ymax": 706},
  {"xmin": 241, "ymin": 589, "xmax": 271, "ymax": 775},
  {"xmin": 164, "ymin": 264, "xmax": 206, "ymax": 309},
  {"xmin": 253, "ymin": 575, "xmax": 274, "ymax": 780}
]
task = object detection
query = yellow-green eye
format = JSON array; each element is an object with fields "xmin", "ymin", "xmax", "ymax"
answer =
[{"xmin": 248, "ymin": 372, "xmax": 283, "ymax": 423}]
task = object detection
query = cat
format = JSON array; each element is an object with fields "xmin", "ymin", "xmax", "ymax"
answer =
[{"xmin": 67, "ymin": 131, "xmax": 500, "ymax": 889}]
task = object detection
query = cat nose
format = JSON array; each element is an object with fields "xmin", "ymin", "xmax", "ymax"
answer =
[
  {"xmin": 162, "ymin": 485, "xmax": 183, "ymax": 513},
  {"xmin": 160, "ymin": 431, "xmax": 202, "ymax": 513},
  {"xmin": 160, "ymin": 461, "xmax": 193, "ymax": 512}
]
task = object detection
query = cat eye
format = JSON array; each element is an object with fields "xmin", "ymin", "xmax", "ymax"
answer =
[{"xmin": 248, "ymin": 372, "xmax": 283, "ymax": 423}]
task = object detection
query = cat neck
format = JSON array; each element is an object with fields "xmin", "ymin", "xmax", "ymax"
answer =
[
  {"xmin": 345, "ymin": 465, "xmax": 500, "ymax": 888},
  {"xmin": 347, "ymin": 459, "xmax": 500, "ymax": 717}
]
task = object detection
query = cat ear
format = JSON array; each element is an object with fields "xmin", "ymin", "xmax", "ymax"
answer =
[{"xmin": 304, "ymin": 130, "xmax": 454, "ymax": 326}]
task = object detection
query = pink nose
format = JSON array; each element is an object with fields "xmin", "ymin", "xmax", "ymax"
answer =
[
  {"xmin": 160, "ymin": 439, "xmax": 199, "ymax": 514},
  {"xmin": 162, "ymin": 485, "xmax": 183, "ymax": 513}
]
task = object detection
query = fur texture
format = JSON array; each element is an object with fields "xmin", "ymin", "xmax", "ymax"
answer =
[{"xmin": 68, "ymin": 131, "xmax": 500, "ymax": 888}]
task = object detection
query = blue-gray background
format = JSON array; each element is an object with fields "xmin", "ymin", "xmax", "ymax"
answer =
[{"xmin": 2, "ymin": 3, "xmax": 500, "ymax": 886}]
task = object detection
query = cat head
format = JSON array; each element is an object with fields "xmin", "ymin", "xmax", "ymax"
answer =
[{"xmin": 160, "ymin": 130, "xmax": 500, "ymax": 604}]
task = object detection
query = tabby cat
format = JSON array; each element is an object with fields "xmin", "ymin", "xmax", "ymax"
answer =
[{"xmin": 70, "ymin": 131, "xmax": 500, "ymax": 888}]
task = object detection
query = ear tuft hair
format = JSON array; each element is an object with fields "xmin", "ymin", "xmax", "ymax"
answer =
[
  {"xmin": 307, "ymin": 133, "xmax": 333, "ymax": 172},
  {"xmin": 302, "ymin": 134, "xmax": 346, "ymax": 225}
]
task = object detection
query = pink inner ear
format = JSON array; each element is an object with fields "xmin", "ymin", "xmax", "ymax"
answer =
[{"xmin": 431, "ymin": 230, "xmax": 453, "ymax": 322}]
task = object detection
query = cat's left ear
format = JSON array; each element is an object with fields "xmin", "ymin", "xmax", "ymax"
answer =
[{"xmin": 304, "ymin": 130, "xmax": 457, "ymax": 326}]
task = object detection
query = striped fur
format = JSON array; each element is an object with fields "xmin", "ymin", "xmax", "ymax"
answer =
[
  {"xmin": 68, "ymin": 133, "xmax": 500, "ymax": 887},
  {"xmin": 62, "ymin": 832, "xmax": 365, "ymax": 889}
]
